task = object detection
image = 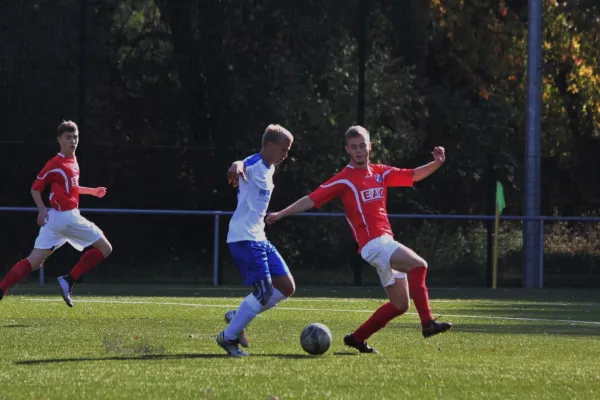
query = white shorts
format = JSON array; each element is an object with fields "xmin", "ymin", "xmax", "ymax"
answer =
[
  {"xmin": 34, "ymin": 209, "xmax": 103, "ymax": 252},
  {"xmin": 361, "ymin": 235, "xmax": 407, "ymax": 287}
]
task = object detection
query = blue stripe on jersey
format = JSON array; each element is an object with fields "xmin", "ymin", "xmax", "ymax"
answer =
[{"xmin": 244, "ymin": 153, "xmax": 268, "ymax": 169}]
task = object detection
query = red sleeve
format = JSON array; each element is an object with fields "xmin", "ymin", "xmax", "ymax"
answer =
[
  {"xmin": 31, "ymin": 161, "xmax": 54, "ymax": 192},
  {"xmin": 308, "ymin": 172, "xmax": 346, "ymax": 208},
  {"xmin": 381, "ymin": 165, "xmax": 414, "ymax": 187}
]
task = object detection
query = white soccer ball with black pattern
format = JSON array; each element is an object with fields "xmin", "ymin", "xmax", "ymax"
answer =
[{"xmin": 300, "ymin": 323, "xmax": 332, "ymax": 355}]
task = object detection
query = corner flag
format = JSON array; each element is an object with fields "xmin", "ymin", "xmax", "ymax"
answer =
[
  {"xmin": 496, "ymin": 181, "xmax": 505, "ymax": 215},
  {"xmin": 492, "ymin": 181, "xmax": 505, "ymax": 290}
]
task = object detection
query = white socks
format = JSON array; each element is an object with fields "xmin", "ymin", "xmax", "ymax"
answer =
[
  {"xmin": 260, "ymin": 288, "xmax": 287, "ymax": 313},
  {"xmin": 223, "ymin": 288, "xmax": 288, "ymax": 341},
  {"xmin": 223, "ymin": 293, "xmax": 262, "ymax": 341}
]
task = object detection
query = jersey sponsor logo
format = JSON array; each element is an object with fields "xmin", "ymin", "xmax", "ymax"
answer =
[
  {"xmin": 360, "ymin": 187, "xmax": 384, "ymax": 202},
  {"xmin": 257, "ymin": 188, "xmax": 271, "ymax": 202}
]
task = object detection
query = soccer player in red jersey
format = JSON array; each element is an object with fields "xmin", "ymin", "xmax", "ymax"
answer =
[
  {"xmin": 266, "ymin": 125, "xmax": 452, "ymax": 353},
  {"xmin": 0, "ymin": 121, "xmax": 112, "ymax": 307}
]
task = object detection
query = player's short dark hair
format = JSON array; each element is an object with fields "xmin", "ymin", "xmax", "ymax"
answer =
[
  {"xmin": 262, "ymin": 124, "xmax": 293, "ymax": 147},
  {"xmin": 57, "ymin": 120, "xmax": 78, "ymax": 137},
  {"xmin": 345, "ymin": 125, "xmax": 370, "ymax": 143}
]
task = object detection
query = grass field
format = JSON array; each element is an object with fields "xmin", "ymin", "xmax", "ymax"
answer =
[{"xmin": 1, "ymin": 285, "xmax": 599, "ymax": 399}]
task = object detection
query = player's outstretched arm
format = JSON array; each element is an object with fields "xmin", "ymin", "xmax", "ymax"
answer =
[
  {"xmin": 227, "ymin": 161, "xmax": 246, "ymax": 187},
  {"xmin": 266, "ymin": 196, "xmax": 315, "ymax": 225},
  {"xmin": 413, "ymin": 146, "xmax": 445, "ymax": 182},
  {"xmin": 79, "ymin": 187, "xmax": 107, "ymax": 198}
]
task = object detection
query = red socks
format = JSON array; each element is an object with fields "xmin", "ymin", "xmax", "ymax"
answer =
[
  {"xmin": 69, "ymin": 248, "xmax": 106, "ymax": 281},
  {"xmin": 408, "ymin": 266, "xmax": 434, "ymax": 325},
  {"xmin": 0, "ymin": 259, "xmax": 33, "ymax": 295},
  {"xmin": 351, "ymin": 266, "xmax": 434, "ymax": 342},
  {"xmin": 0, "ymin": 249, "xmax": 106, "ymax": 296},
  {"xmin": 352, "ymin": 302, "xmax": 405, "ymax": 342}
]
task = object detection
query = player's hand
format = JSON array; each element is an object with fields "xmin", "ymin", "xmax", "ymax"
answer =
[
  {"xmin": 227, "ymin": 163, "xmax": 246, "ymax": 187},
  {"xmin": 92, "ymin": 187, "xmax": 107, "ymax": 198},
  {"xmin": 432, "ymin": 146, "xmax": 446, "ymax": 164},
  {"xmin": 265, "ymin": 212, "xmax": 282, "ymax": 225},
  {"xmin": 37, "ymin": 208, "xmax": 48, "ymax": 226}
]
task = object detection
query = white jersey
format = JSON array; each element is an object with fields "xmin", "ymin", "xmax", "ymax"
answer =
[{"xmin": 227, "ymin": 153, "xmax": 275, "ymax": 243}]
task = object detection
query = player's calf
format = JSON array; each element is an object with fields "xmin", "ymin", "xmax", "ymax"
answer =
[
  {"xmin": 0, "ymin": 258, "xmax": 35, "ymax": 297},
  {"xmin": 224, "ymin": 310, "xmax": 249, "ymax": 348},
  {"xmin": 93, "ymin": 236, "xmax": 113, "ymax": 258}
]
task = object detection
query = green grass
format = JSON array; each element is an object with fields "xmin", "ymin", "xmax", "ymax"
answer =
[{"xmin": 1, "ymin": 285, "xmax": 600, "ymax": 399}]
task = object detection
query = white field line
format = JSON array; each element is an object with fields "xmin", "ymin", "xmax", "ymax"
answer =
[{"xmin": 23, "ymin": 298, "xmax": 600, "ymax": 327}]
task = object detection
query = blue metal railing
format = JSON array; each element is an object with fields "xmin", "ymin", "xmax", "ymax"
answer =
[
  {"xmin": 3, "ymin": 207, "xmax": 600, "ymax": 221},
  {"xmin": 2, "ymin": 207, "xmax": 599, "ymax": 286}
]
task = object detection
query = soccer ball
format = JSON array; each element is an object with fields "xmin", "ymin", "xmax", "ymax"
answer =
[{"xmin": 300, "ymin": 323, "xmax": 332, "ymax": 355}]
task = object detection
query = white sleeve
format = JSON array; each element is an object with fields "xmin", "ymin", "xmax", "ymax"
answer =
[{"xmin": 245, "ymin": 163, "xmax": 269, "ymax": 186}]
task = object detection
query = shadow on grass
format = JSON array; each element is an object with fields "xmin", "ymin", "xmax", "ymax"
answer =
[
  {"xmin": 387, "ymin": 322, "xmax": 600, "ymax": 336},
  {"xmin": 14, "ymin": 352, "xmax": 351, "ymax": 365},
  {"xmin": 2, "ymin": 324, "xmax": 32, "ymax": 328},
  {"xmin": 441, "ymin": 302, "xmax": 600, "ymax": 325}
]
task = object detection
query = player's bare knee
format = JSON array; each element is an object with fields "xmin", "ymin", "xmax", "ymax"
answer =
[
  {"xmin": 27, "ymin": 249, "xmax": 51, "ymax": 271},
  {"xmin": 394, "ymin": 300, "xmax": 410, "ymax": 314},
  {"xmin": 282, "ymin": 278, "xmax": 296, "ymax": 297},
  {"xmin": 407, "ymin": 257, "xmax": 427, "ymax": 270},
  {"xmin": 26, "ymin": 256, "xmax": 43, "ymax": 271},
  {"xmin": 94, "ymin": 237, "xmax": 112, "ymax": 258},
  {"xmin": 273, "ymin": 275, "xmax": 295, "ymax": 297},
  {"xmin": 102, "ymin": 242, "xmax": 113, "ymax": 258},
  {"xmin": 283, "ymin": 284, "xmax": 295, "ymax": 298},
  {"xmin": 388, "ymin": 294, "xmax": 409, "ymax": 313}
]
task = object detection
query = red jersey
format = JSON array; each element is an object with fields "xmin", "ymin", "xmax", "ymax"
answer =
[
  {"xmin": 308, "ymin": 163, "xmax": 414, "ymax": 252},
  {"xmin": 31, "ymin": 153, "xmax": 80, "ymax": 211}
]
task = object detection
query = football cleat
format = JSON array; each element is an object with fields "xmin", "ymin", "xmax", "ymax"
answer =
[
  {"xmin": 56, "ymin": 276, "xmax": 74, "ymax": 307},
  {"xmin": 344, "ymin": 334, "xmax": 379, "ymax": 354},
  {"xmin": 216, "ymin": 331, "xmax": 248, "ymax": 357},
  {"xmin": 422, "ymin": 319, "xmax": 452, "ymax": 338}
]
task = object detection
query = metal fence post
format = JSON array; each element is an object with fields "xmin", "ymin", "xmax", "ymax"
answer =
[
  {"xmin": 212, "ymin": 212, "xmax": 221, "ymax": 286},
  {"xmin": 523, "ymin": 0, "xmax": 543, "ymax": 289}
]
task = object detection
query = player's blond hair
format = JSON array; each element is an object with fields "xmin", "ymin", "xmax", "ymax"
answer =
[
  {"xmin": 345, "ymin": 125, "xmax": 370, "ymax": 143},
  {"xmin": 57, "ymin": 120, "xmax": 78, "ymax": 137},
  {"xmin": 262, "ymin": 124, "xmax": 293, "ymax": 147}
]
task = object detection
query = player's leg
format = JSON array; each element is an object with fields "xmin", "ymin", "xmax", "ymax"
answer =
[
  {"xmin": 344, "ymin": 271, "xmax": 409, "ymax": 353},
  {"xmin": 224, "ymin": 243, "xmax": 294, "ymax": 335},
  {"xmin": 261, "ymin": 241, "xmax": 294, "ymax": 312},
  {"xmin": 218, "ymin": 241, "xmax": 272, "ymax": 356},
  {"xmin": 63, "ymin": 235, "xmax": 112, "ymax": 285},
  {"xmin": 389, "ymin": 243, "xmax": 452, "ymax": 338},
  {"xmin": 223, "ymin": 278, "xmax": 272, "ymax": 340},
  {"xmin": 0, "ymin": 248, "xmax": 53, "ymax": 300},
  {"xmin": 0, "ymin": 221, "xmax": 66, "ymax": 300},
  {"xmin": 57, "ymin": 213, "xmax": 111, "ymax": 307}
]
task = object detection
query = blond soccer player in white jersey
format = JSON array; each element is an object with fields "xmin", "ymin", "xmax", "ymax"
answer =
[{"xmin": 216, "ymin": 124, "xmax": 295, "ymax": 357}]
